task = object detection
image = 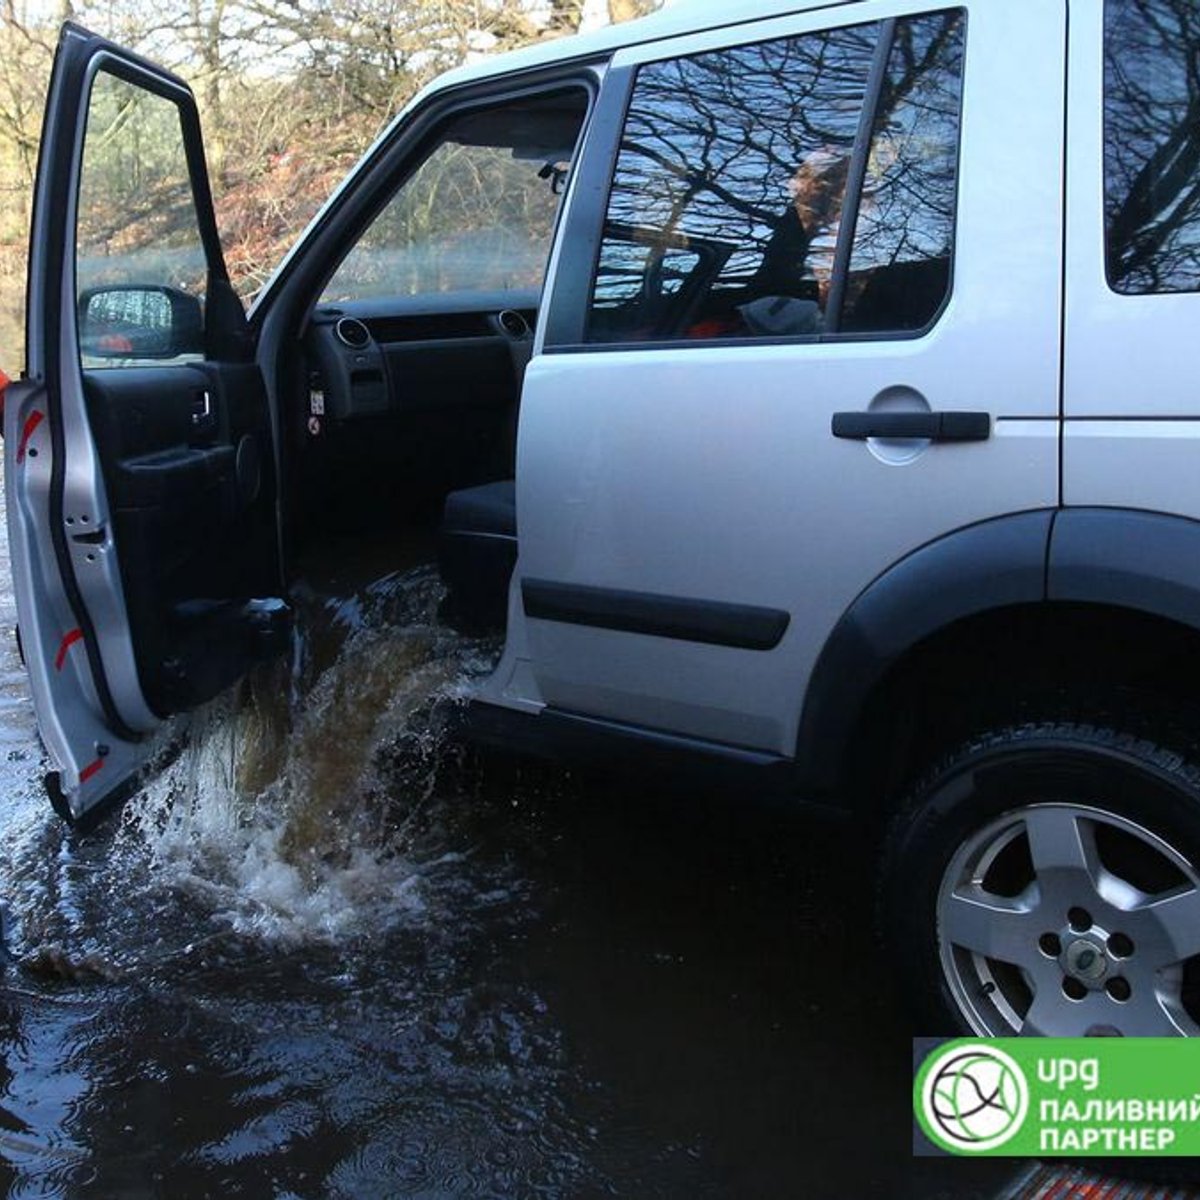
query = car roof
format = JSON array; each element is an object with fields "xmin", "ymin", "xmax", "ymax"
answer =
[{"xmin": 434, "ymin": 0, "xmax": 869, "ymax": 88}]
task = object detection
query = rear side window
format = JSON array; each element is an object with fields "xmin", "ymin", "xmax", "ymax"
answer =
[
  {"xmin": 586, "ymin": 10, "xmax": 965, "ymax": 346},
  {"xmin": 1104, "ymin": 0, "xmax": 1200, "ymax": 295}
]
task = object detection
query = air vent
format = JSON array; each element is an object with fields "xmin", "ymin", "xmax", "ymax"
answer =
[
  {"xmin": 334, "ymin": 317, "xmax": 371, "ymax": 349},
  {"xmin": 497, "ymin": 309, "xmax": 531, "ymax": 340}
]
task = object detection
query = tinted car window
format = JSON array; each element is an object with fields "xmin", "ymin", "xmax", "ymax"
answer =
[
  {"xmin": 840, "ymin": 13, "xmax": 965, "ymax": 334},
  {"xmin": 589, "ymin": 23, "xmax": 876, "ymax": 344},
  {"xmin": 586, "ymin": 11, "xmax": 964, "ymax": 346},
  {"xmin": 1105, "ymin": 0, "xmax": 1200, "ymax": 295}
]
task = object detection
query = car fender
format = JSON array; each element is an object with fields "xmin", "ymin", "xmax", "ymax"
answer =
[
  {"xmin": 798, "ymin": 507, "xmax": 1200, "ymax": 803},
  {"xmin": 1046, "ymin": 508, "xmax": 1200, "ymax": 629},
  {"xmin": 795, "ymin": 510, "xmax": 1054, "ymax": 796}
]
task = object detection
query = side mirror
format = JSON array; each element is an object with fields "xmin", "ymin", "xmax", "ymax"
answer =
[{"xmin": 78, "ymin": 284, "xmax": 204, "ymax": 361}]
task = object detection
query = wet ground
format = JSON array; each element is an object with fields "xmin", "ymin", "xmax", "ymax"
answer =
[{"xmin": 0, "ymin": 483, "xmax": 1018, "ymax": 1198}]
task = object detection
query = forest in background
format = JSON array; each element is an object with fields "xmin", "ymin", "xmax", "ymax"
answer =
[{"xmin": 0, "ymin": 0, "xmax": 659, "ymax": 372}]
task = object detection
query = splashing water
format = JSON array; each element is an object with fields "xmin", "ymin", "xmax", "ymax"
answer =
[{"xmin": 123, "ymin": 565, "xmax": 503, "ymax": 947}]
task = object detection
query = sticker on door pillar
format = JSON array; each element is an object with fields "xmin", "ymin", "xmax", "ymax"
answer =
[
  {"xmin": 55, "ymin": 628, "xmax": 83, "ymax": 671},
  {"xmin": 16, "ymin": 410, "xmax": 44, "ymax": 464},
  {"xmin": 79, "ymin": 757, "xmax": 104, "ymax": 784}
]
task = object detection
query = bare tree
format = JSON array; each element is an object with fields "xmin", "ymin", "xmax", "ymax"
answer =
[{"xmin": 0, "ymin": 2, "xmax": 61, "ymax": 363}]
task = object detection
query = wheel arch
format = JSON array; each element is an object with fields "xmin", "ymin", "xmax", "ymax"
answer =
[{"xmin": 796, "ymin": 508, "xmax": 1200, "ymax": 815}]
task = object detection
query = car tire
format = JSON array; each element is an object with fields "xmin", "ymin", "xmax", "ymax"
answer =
[{"xmin": 881, "ymin": 717, "xmax": 1200, "ymax": 1037}]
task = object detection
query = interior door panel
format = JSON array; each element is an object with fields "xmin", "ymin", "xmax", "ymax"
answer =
[{"xmin": 82, "ymin": 361, "xmax": 283, "ymax": 716}]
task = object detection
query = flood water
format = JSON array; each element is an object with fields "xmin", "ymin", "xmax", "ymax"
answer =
[{"xmin": 0, "ymin": 480, "xmax": 1016, "ymax": 1199}]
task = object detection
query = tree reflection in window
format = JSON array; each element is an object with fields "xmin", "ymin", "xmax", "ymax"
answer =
[
  {"xmin": 842, "ymin": 13, "xmax": 964, "ymax": 333},
  {"xmin": 588, "ymin": 11, "xmax": 964, "ymax": 345},
  {"xmin": 1106, "ymin": 0, "xmax": 1200, "ymax": 294}
]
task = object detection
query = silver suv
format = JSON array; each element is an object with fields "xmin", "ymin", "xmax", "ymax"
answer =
[{"xmin": 8, "ymin": 0, "xmax": 1200, "ymax": 1039}]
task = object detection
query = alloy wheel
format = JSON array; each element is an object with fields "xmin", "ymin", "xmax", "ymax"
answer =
[{"xmin": 937, "ymin": 803, "xmax": 1200, "ymax": 1036}]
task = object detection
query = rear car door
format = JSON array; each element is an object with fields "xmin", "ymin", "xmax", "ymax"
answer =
[
  {"xmin": 7, "ymin": 25, "xmax": 287, "ymax": 820},
  {"xmin": 513, "ymin": 0, "xmax": 1065, "ymax": 758}
]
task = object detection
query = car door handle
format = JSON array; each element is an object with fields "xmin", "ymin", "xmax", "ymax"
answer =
[{"xmin": 831, "ymin": 411, "xmax": 991, "ymax": 442}]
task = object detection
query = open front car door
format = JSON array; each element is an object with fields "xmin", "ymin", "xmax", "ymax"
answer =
[{"xmin": 7, "ymin": 24, "xmax": 289, "ymax": 821}]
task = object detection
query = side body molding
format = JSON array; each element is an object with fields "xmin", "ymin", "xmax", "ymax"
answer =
[
  {"xmin": 1046, "ymin": 508, "xmax": 1200, "ymax": 629},
  {"xmin": 795, "ymin": 510, "xmax": 1055, "ymax": 796}
]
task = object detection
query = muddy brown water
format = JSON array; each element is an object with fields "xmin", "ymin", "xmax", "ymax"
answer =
[{"xmin": 0, "ymin": 481, "xmax": 1015, "ymax": 1198}]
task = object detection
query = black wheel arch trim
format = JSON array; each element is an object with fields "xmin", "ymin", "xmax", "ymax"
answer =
[
  {"xmin": 796, "ymin": 510, "xmax": 1055, "ymax": 798},
  {"xmin": 799, "ymin": 507, "xmax": 1200, "ymax": 806},
  {"xmin": 1045, "ymin": 508, "xmax": 1200, "ymax": 628}
]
